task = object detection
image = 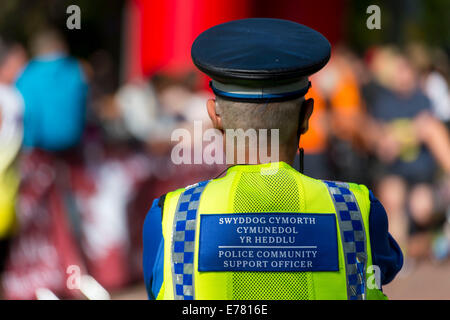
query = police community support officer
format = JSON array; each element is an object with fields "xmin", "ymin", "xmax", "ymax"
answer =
[{"xmin": 143, "ymin": 18, "xmax": 403, "ymax": 300}]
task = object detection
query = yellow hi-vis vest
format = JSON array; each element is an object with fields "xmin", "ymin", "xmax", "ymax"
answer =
[{"xmin": 157, "ymin": 162, "xmax": 387, "ymax": 300}]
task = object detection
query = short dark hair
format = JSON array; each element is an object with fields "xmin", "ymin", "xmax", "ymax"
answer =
[
  {"xmin": 0, "ymin": 36, "xmax": 15, "ymax": 66},
  {"xmin": 30, "ymin": 29, "xmax": 67, "ymax": 56}
]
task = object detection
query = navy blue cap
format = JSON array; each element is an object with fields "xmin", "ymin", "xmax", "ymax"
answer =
[{"xmin": 191, "ymin": 18, "xmax": 331, "ymax": 102}]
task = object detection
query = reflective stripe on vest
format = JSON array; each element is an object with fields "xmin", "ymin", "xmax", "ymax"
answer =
[
  {"xmin": 323, "ymin": 180, "xmax": 367, "ymax": 300},
  {"xmin": 171, "ymin": 180, "xmax": 210, "ymax": 300}
]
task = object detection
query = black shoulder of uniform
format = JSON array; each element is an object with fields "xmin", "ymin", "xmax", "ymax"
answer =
[{"xmin": 158, "ymin": 193, "xmax": 166, "ymax": 219}]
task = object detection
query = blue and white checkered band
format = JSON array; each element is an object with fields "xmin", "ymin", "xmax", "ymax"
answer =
[
  {"xmin": 322, "ymin": 180, "xmax": 367, "ymax": 300},
  {"xmin": 210, "ymin": 78, "xmax": 311, "ymax": 102},
  {"xmin": 171, "ymin": 180, "xmax": 210, "ymax": 300}
]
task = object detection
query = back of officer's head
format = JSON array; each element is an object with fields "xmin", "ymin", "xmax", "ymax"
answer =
[
  {"xmin": 208, "ymin": 96, "xmax": 307, "ymax": 147},
  {"xmin": 193, "ymin": 18, "xmax": 329, "ymax": 150}
]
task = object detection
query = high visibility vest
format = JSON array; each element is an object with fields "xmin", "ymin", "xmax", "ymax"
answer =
[{"xmin": 156, "ymin": 162, "xmax": 387, "ymax": 300}]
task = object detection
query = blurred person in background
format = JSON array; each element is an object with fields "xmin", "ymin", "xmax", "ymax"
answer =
[
  {"xmin": 0, "ymin": 37, "xmax": 26, "ymax": 282},
  {"xmin": 150, "ymin": 72, "xmax": 226, "ymax": 181},
  {"xmin": 296, "ymin": 83, "xmax": 331, "ymax": 179},
  {"xmin": 406, "ymin": 43, "xmax": 450, "ymax": 261},
  {"xmin": 16, "ymin": 29, "xmax": 88, "ymax": 151},
  {"xmin": 1, "ymin": 29, "xmax": 90, "ymax": 299},
  {"xmin": 298, "ymin": 47, "xmax": 369, "ymax": 183},
  {"xmin": 407, "ymin": 43, "xmax": 450, "ymax": 127},
  {"xmin": 363, "ymin": 47, "xmax": 450, "ymax": 263},
  {"xmin": 81, "ymin": 77, "xmax": 166, "ymax": 288}
]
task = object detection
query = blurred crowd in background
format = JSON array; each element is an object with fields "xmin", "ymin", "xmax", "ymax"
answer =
[{"xmin": 0, "ymin": 0, "xmax": 449, "ymax": 299}]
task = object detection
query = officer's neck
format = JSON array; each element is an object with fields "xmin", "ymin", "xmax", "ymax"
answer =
[{"xmin": 227, "ymin": 145, "xmax": 296, "ymax": 167}]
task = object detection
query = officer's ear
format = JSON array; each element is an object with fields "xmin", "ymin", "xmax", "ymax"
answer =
[
  {"xmin": 206, "ymin": 98, "xmax": 223, "ymax": 131},
  {"xmin": 298, "ymin": 98, "xmax": 314, "ymax": 135}
]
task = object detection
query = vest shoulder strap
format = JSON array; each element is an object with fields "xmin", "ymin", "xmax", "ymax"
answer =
[
  {"xmin": 322, "ymin": 180, "xmax": 368, "ymax": 300},
  {"xmin": 170, "ymin": 180, "xmax": 210, "ymax": 300}
]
